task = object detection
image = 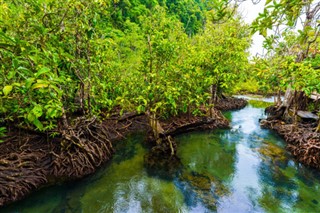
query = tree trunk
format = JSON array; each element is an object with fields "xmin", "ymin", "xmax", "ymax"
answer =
[
  {"xmin": 146, "ymin": 111, "xmax": 175, "ymax": 156},
  {"xmin": 147, "ymin": 111, "xmax": 163, "ymax": 145},
  {"xmin": 86, "ymin": 41, "xmax": 91, "ymax": 114},
  {"xmin": 280, "ymin": 88, "xmax": 295, "ymax": 120},
  {"xmin": 316, "ymin": 121, "xmax": 320, "ymax": 133},
  {"xmin": 275, "ymin": 90, "xmax": 281, "ymax": 106},
  {"xmin": 282, "ymin": 88, "xmax": 294, "ymax": 108},
  {"xmin": 293, "ymin": 90, "xmax": 298, "ymax": 125},
  {"xmin": 211, "ymin": 84, "xmax": 218, "ymax": 104},
  {"xmin": 273, "ymin": 87, "xmax": 311, "ymax": 125},
  {"xmin": 79, "ymin": 81, "xmax": 85, "ymax": 114}
]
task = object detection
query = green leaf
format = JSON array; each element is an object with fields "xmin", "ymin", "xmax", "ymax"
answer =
[
  {"xmin": 31, "ymin": 82, "xmax": 49, "ymax": 90},
  {"xmin": 0, "ymin": 127, "xmax": 6, "ymax": 141},
  {"xmin": 35, "ymin": 67, "xmax": 51, "ymax": 78},
  {"xmin": 25, "ymin": 78, "xmax": 35, "ymax": 89},
  {"xmin": 17, "ymin": 66, "xmax": 31, "ymax": 72},
  {"xmin": 7, "ymin": 71, "xmax": 15, "ymax": 80},
  {"xmin": 46, "ymin": 108, "xmax": 55, "ymax": 118},
  {"xmin": 11, "ymin": 83, "xmax": 21, "ymax": 87},
  {"xmin": 265, "ymin": 0, "xmax": 272, "ymax": 5},
  {"xmin": 3, "ymin": 85, "xmax": 13, "ymax": 96},
  {"xmin": 27, "ymin": 112, "xmax": 36, "ymax": 123},
  {"xmin": 12, "ymin": 59, "xmax": 19, "ymax": 68},
  {"xmin": 32, "ymin": 105, "xmax": 43, "ymax": 118},
  {"xmin": 33, "ymin": 119, "xmax": 44, "ymax": 130},
  {"xmin": 49, "ymin": 84, "xmax": 62, "ymax": 95}
]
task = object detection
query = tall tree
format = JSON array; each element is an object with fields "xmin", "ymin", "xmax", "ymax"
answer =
[{"xmin": 252, "ymin": 0, "xmax": 320, "ymax": 127}]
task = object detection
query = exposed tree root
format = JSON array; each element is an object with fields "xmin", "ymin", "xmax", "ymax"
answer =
[
  {"xmin": 146, "ymin": 107, "xmax": 229, "ymax": 157},
  {"xmin": 0, "ymin": 103, "xmax": 236, "ymax": 207},
  {"xmin": 265, "ymin": 105, "xmax": 286, "ymax": 120},
  {"xmin": 214, "ymin": 96, "xmax": 248, "ymax": 111},
  {"xmin": 0, "ymin": 114, "xmax": 138, "ymax": 207},
  {"xmin": 261, "ymin": 119, "xmax": 320, "ymax": 169},
  {"xmin": 52, "ymin": 116, "xmax": 114, "ymax": 179},
  {"xmin": 161, "ymin": 108, "xmax": 229, "ymax": 137},
  {"xmin": 143, "ymin": 107, "xmax": 230, "ymax": 180},
  {"xmin": 0, "ymin": 135, "xmax": 50, "ymax": 206}
]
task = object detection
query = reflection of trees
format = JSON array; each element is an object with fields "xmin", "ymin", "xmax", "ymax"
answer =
[
  {"xmin": 178, "ymin": 170, "xmax": 230, "ymax": 211},
  {"xmin": 80, "ymin": 134, "xmax": 189, "ymax": 212},
  {"xmin": 177, "ymin": 130, "xmax": 237, "ymax": 209},
  {"xmin": 257, "ymin": 163, "xmax": 298, "ymax": 212},
  {"xmin": 257, "ymin": 142, "xmax": 320, "ymax": 212},
  {"xmin": 257, "ymin": 140, "xmax": 297, "ymax": 211},
  {"xmin": 178, "ymin": 131, "xmax": 237, "ymax": 180}
]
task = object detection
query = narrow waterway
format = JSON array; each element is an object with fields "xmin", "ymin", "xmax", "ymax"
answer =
[{"xmin": 2, "ymin": 98, "xmax": 320, "ymax": 212}]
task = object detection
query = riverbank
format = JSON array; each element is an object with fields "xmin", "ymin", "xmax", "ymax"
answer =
[
  {"xmin": 4, "ymin": 97, "xmax": 320, "ymax": 212},
  {"xmin": 261, "ymin": 119, "xmax": 320, "ymax": 169},
  {"xmin": 0, "ymin": 97, "xmax": 247, "ymax": 207}
]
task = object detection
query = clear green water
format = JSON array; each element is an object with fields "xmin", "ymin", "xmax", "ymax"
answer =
[{"xmin": 2, "ymin": 101, "xmax": 320, "ymax": 213}]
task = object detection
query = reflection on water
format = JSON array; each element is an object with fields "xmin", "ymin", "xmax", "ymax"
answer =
[{"xmin": 2, "ymin": 101, "xmax": 320, "ymax": 213}]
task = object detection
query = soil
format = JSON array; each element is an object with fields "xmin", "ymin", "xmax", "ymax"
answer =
[{"xmin": 0, "ymin": 97, "xmax": 247, "ymax": 207}]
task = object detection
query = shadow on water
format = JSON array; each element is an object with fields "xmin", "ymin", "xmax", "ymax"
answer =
[{"xmin": 2, "ymin": 97, "xmax": 320, "ymax": 212}]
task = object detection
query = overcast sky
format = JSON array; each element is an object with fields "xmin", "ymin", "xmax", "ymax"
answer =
[
  {"xmin": 238, "ymin": 0, "xmax": 266, "ymax": 57},
  {"xmin": 238, "ymin": 0, "xmax": 320, "ymax": 57}
]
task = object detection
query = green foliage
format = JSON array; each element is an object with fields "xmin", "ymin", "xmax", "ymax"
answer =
[
  {"xmin": 252, "ymin": 0, "xmax": 305, "ymax": 37},
  {"xmin": 249, "ymin": 0, "xmax": 320, "ymax": 98},
  {"xmin": 251, "ymin": 54, "xmax": 320, "ymax": 97},
  {"xmin": 232, "ymin": 78, "xmax": 260, "ymax": 95},
  {"xmin": 193, "ymin": 11, "xmax": 251, "ymax": 95},
  {"xmin": 105, "ymin": 0, "xmax": 208, "ymax": 35},
  {"xmin": 0, "ymin": 127, "xmax": 6, "ymax": 143},
  {"xmin": 165, "ymin": 0, "xmax": 206, "ymax": 35},
  {"xmin": 0, "ymin": 0, "xmax": 112, "ymax": 130},
  {"xmin": 248, "ymin": 100, "xmax": 273, "ymax": 108},
  {"xmin": 116, "ymin": 6, "xmax": 213, "ymax": 118},
  {"xmin": 0, "ymin": 0, "xmax": 252, "ymax": 133}
]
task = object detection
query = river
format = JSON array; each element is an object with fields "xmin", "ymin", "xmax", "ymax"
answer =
[{"xmin": 2, "ymin": 97, "xmax": 320, "ymax": 212}]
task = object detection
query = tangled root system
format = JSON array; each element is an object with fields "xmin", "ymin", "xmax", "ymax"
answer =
[
  {"xmin": 0, "ymin": 99, "xmax": 239, "ymax": 207},
  {"xmin": 0, "ymin": 114, "xmax": 134, "ymax": 206},
  {"xmin": 146, "ymin": 107, "xmax": 230, "ymax": 158},
  {"xmin": 161, "ymin": 107, "xmax": 229, "ymax": 137},
  {"xmin": 261, "ymin": 119, "xmax": 320, "ymax": 169},
  {"xmin": 0, "ymin": 135, "xmax": 50, "ymax": 206},
  {"xmin": 52, "ymin": 116, "xmax": 114, "ymax": 179},
  {"xmin": 214, "ymin": 97, "xmax": 248, "ymax": 111}
]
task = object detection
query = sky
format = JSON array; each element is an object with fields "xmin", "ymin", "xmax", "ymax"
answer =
[
  {"xmin": 238, "ymin": 0, "xmax": 266, "ymax": 57},
  {"xmin": 238, "ymin": 0, "xmax": 320, "ymax": 57}
]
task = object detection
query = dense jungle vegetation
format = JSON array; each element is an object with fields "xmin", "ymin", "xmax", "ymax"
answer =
[
  {"xmin": 1, "ymin": 0, "xmax": 319, "ymax": 135},
  {"xmin": 0, "ymin": 0, "xmax": 320, "ymax": 207},
  {"xmin": 1, "ymin": 0, "xmax": 319, "ymax": 138},
  {"xmin": 0, "ymin": 0, "xmax": 252, "ymax": 135},
  {"xmin": 0, "ymin": 0, "xmax": 319, "ymax": 148}
]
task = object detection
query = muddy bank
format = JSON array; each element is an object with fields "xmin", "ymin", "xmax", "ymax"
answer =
[
  {"xmin": 0, "ymin": 97, "xmax": 246, "ymax": 207},
  {"xmin": 261, "ymin": 119, "xmax": 320, "ymax": 169},
  {"xmin": 214, "ymin": 96, "xmax": 248, "ymax": 111},
  {"xmin": 0, "ymin": 115, "xmax": 137, "ymax": 207}
]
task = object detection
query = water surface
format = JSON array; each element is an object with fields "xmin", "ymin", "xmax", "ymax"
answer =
[{"xmin": 2, "ymin": 99, "xmax": 320, "ymax": 213}]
